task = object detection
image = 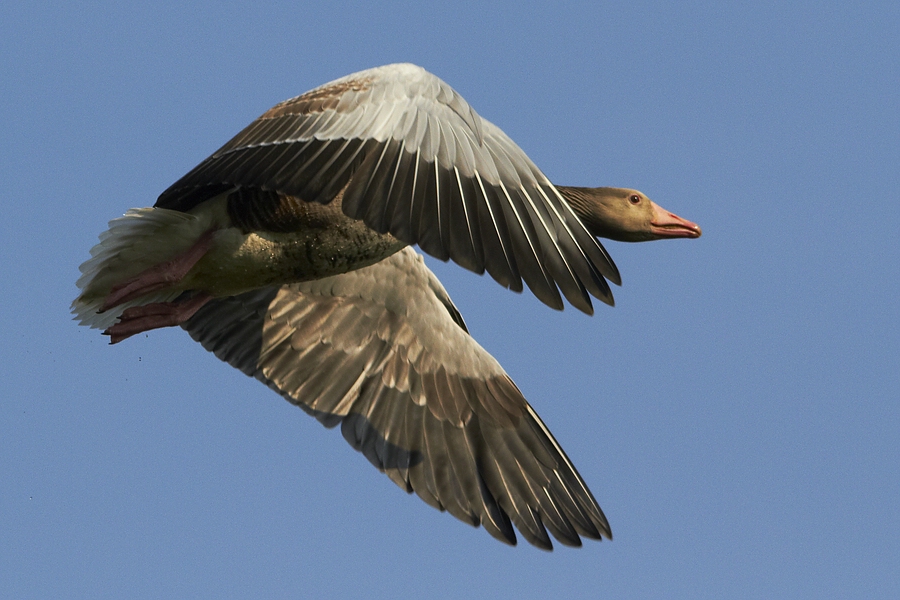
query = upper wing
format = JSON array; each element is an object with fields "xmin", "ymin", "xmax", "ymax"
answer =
[
  {"xmin": 181, "ymin": 247, "xmax": 611, "ymax": 549},
  {"xmin": 157, "ymin": 63, "xmax": 619, "ymax": 314}
]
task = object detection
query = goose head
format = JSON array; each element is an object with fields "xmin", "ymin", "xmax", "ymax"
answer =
[{"xmin": 558, "ymin": 186, "xmax": 702, "ymax": 242}]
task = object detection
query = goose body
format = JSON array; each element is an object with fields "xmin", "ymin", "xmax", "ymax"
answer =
[{"xmin": 73, "ymin": 63, "xmax": 700, "ymax": 549}]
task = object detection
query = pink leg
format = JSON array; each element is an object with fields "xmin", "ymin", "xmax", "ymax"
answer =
[
  {"xmin": 101, "ymin": 229, "xmax": 216, "ymax": 312},
  {"xmin": 104, "ymin": 293, "xmax": 213, "ymax": 344}
]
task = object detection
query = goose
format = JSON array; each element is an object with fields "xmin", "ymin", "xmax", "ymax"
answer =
[{"xmin": 72, "ymin": 63, "xmax": 701, "ymax": 550}]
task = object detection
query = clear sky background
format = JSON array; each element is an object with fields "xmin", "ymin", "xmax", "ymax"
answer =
[{"xmin": 3, "ymin": 2, "xmax": 898, "ymax": 598}]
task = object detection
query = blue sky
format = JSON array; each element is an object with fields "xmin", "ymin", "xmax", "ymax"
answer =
[{"xmin": 3, "ymin": 1, "xmax": 898, "ymax": 598}]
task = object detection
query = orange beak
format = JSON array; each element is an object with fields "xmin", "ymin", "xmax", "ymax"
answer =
[{"xmin": 649, "ymin": 201, "xmax": 702, "ymax": 239}]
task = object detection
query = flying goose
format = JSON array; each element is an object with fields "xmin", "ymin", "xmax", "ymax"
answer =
[{"xmin": 73, "ymin": 63, "xmax": 700, "ymax": 549}]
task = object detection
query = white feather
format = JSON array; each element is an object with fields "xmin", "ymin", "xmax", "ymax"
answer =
[{"xmin": 71, "ymin": 207, "xmax": 216, "ymax": 330}]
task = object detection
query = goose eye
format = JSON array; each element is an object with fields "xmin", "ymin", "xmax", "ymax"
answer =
[{"xmin": 629, "ymin": 194, "xmax": 641, "ymax": 204}]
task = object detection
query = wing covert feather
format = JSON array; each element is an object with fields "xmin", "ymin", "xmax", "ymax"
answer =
[
  {"xmin": 181, "ymin": 247, "xmax": 610, "ymax": 548},
  {"xmin": 157, "ymin": 63, "xmax": 618, "ymax": 312}
]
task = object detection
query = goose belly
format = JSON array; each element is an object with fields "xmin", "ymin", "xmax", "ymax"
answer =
[{"xmin": 185, "ymin": 220, "xmax": 407, "ymax": 297}]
